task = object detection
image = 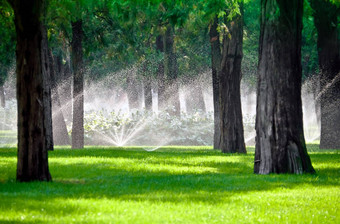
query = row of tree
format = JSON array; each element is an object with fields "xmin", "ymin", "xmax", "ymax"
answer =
[{"xmin": 1, "ymin": 0, "xmax": 339, "ymax": 181}]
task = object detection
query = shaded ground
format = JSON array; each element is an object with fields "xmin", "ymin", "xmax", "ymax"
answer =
[{"xmin": 0, "ymin": 145, "xmax": 339, "ymax": 223}]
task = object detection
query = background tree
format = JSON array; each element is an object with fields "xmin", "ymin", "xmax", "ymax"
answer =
[
  {"xmin": 310, "ymin": 0, "xmax": 340, "ymax": 149},
  {"xmin": 163, "ymin": 24, "xmax": 180, "ymax": 115},
  {"xmin": 49, "ymin": 50, "xmax": 70, "ymax": 145},
  {"xmin": 8, "ymin": 0, "xmax": 52, "ymax": 181},
  {"xmin": 218, "ymin": 1, "xmax": 246, "ymax": 154},
  {"xmin": 210, "ymin": 16, "xmax": 222, "ymax": 150},
  {"xmin": 202, "ymin": 0, "xmax": 246, "ymax": 153},
  {"xmin": 254, "ymin": 0, "xmax": 315, "ymax": 174},
  {"xmin": 71, "ymin": 18, "xmax": 84, "ymax": 149},
  {"xmin": 47, "ymin": 0, "xmax": 101, "ymax": 148}
]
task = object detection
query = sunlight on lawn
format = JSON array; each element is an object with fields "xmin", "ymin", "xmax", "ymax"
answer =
[{"xmin": 0, "ymin": 146, "xmax": 339, "ymax": 223}]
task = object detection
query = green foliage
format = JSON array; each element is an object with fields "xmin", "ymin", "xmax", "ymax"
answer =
[
  {"xmin": 302, "ymin": 0, "xmax": 319, "ymax": 79},
  {"xmin": 0, "ymin": 0, "xmax": 15, "ymax": 85},
  {"xmin": 0, "ymin": 146, "xmax": 339, "ymax": 223},
  {"xmin": 330, "ymin": 0, "xmax": 340, "ymax": 6},
  {"xmin": 242, "ymin": 0, "xmax": 260, "ymax": 89}
]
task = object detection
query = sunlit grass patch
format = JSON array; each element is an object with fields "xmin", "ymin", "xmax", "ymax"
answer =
[{"xmin": 0, "ymin": 145, "xmax": 339, "ymax": 223}]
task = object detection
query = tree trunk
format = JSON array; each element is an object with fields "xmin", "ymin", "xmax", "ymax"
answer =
[
  {"xmin": 49, "ymin": 50, "xmax": 70, "ymax": 145},
  {"xmin": 163, "ymin": 25, "xmax": 180, "ymax": 116},
  {"xmin": 219, "ymin": 5, "xmax": 246, "ymax": 154},
  {"xmin": 311, "ymin": 75, "xmax": 321, "ymax": 130},
  {"xmin": 210, "ymin": 16, "xmax": 222, "ymax": 150},
  {"xmin": 156, "ymin": 35, "xmax": 166, "ymax": 112},
  {"xmin": 310, "ymin": 0, "xmax": 340, "ymax": 149},
  {"xmin": 144, "ymin": 76, "xmax": 153, "ymax": 111},
  {"xmin": 56, "ymin": 56, "xmax": 73, "ymax": 123},
  {"xmin": 157, "ymin": 62, "xmax": 166, "ymax": 112},
  {"xmin": 71, "ymin": 20, "xmax": 84, "ymax": 149},
  {"xmin": 41, "ymin": 25, "xmax": 54, "ymax": 151},
  {"xmin": 10, "ymin": 0, "xmax": 52, "ymax": 181},
  {"xmin": 0, "ymin": 84, "xmax": 5, "ymax": 108},
  {"xmin": 254, "ymin": 0, "xmax": 315, "ymax": 174}
]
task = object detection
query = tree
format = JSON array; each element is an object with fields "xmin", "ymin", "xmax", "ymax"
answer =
[
  {"xmin": 156, "ymin": 34, "xmax": 166, "ymax": 111},
  {"xmin": 254, "ymin": 0, "xmax": 315, "ymax": 174},
  {"xmin": 310, "ymin": 0, "xmax": 340, "ymax": 149},
  {"xmin": 210, "ymin": 16, "xmax": 222, "ymax": 150},
  {"xmin": 41, "ymin": 24, "xmax": 54, "ymax": 151},
  {"xmin": 8, "ymin": 0, "xmax": 52, "ymax": 181},
  {"xmin": 205, "ymin": 0, "xmax": 246, "ymax": 153},
  {"xmin": 47, "ymin": 0, "xmax": 104, "ymax": 149},
  {"xmin": 218, "ymin": 2, "xmax": 246, "ymax": 154},
  {"xmin": 71, "ymin": 19, "xmax": 84, "ymax": 149},
  {"xmin": 142, "ymin": 61, "xmax": 153, "ymax": 111},
  {"xmin": 49, "ymin": 50, "xmax": 70, "ymax": 145},
  {"xmin": 163, "ymin": 24, "xmax": 181, "ymax": 116}
]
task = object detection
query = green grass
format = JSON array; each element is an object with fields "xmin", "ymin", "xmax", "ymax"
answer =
[{"xmin": 0, "ymin": 145, "xmax": 339, "ymax": 223}]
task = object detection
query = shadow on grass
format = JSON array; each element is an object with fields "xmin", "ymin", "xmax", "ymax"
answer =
[
  {"xmin": 0, "ymin": 146, "xmax": 339, "ymax": 209},
  {"xmin": 0, "ymin": 153, "xmax": 338, "ymax": 204}
]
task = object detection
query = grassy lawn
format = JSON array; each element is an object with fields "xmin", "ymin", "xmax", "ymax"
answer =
[{"xmin": 0, "ymin": 145, "xmax": 339, "ymax": 223}]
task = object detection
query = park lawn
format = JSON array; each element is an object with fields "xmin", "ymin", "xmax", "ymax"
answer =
[{"xmin": 0, "ymin": 145, "xmax": 339, "ymax": 224}]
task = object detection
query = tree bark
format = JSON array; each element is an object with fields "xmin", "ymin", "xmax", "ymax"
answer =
[
  {"xmin": 49, "ymin": 50, "xmax": 70, "ymax": 145},
  {"xmin": 210, "ymin": 16, "xmax": 222, "ymax": 150},
  {"xmin": 41, "ymin": 24, "xmax": 54, "ymax": 151},
  {"xmin": 71, "ymin": 20, "xmax": 84, "ymax": 149},
  {"xmin": 254, "ymin": 0, "xmax": 315, "ymax": 174},
  {"xmin": 310, "ymin": 0, "xmax": 340, "ymax": 149},
  {"xmin": 0, "ymin": 84, "xmax": 5, "ymax": 108},
  {"xmin": 219, "ymin": 5, "xmax": 246, "ymax": 154},
  {"xmin": 10, "ymin": 0, "xmax": 52, "ymax": 181},
  {"xmin": 163, "ymin": 25, "xmax": 180, "ymax": 116}
]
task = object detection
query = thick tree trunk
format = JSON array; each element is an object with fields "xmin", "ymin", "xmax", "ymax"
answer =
[
  {"xmin": 0, "ymin": 84, "xmax": 5, "ymax": 108},
  {"xmin": 254, "ymin": 0, "xmax": 315, "ymax": 174},
  {"xmin": 210, "ymin": 16, "xmax": 222, "ymax": 150},
  {"xmin": 71, "ymin": 20, "xmax": 84, "ymax": 149},
  {"xmin": 163, "ymin": 25, "xmax": 180, "ymax": 116},
  {"xmin": 219, "ymin": 5, "xmax": 246, "ymax": 154},
  {"xmin": 10, "ymin": 0, "xmax": 52, "ymax": 181},
  {"xmin": 49, "ymin": 50, "xmax": 70, "ymax": 145},
  {"xmin": 310, "ymin": 0, "xmax": 340, "ymax": 149},
  {"xmin": 41, "ymin": 25, "xmax": 54, "ymax": 151}
]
